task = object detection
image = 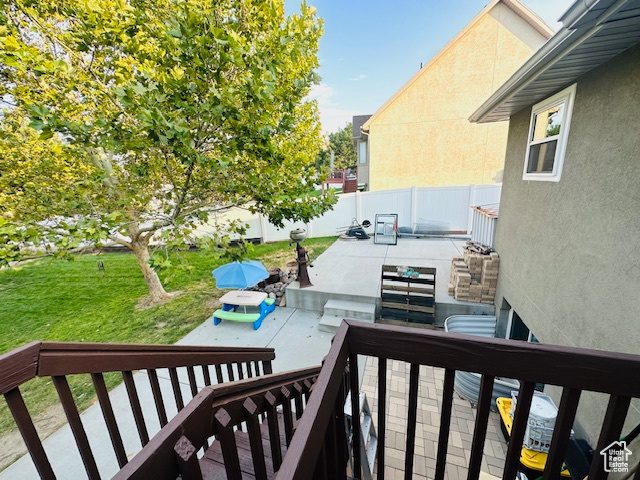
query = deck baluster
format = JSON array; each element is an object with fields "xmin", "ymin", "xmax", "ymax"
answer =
[
  {"xmin": 168, "ymin": 367, "xmax": 184, "ymax": 410},
  {"xmin": 467, "ymin": 375, "xmax": 495, "ymax": 480},
  {"xmin": 201, "ymin": 365, "xmax": 211, "ymax": 386},
  {"xmin": 325, "ymin": 394, "xmax": 340, "ymax": 480},
  {"xmin": 334, "ymin": 380, "xmax": 349, "ymax": 480},
  {"xmin": 377, "ymin": 357, "xmax": 388, "ymax": 480},
  {"xmin": 123, "ymin": 370, "xmax": 150, "ymax": 445},
  {"xmin": 543, "ymin": 388, "xmax": 581, "ymax": 480},
  {"xmin": 304, "ymin": 379, "xmax": 313, "ymax": 404},
  {"xmin": 4, "ymin": 388, "xmax": 56, "ymax": 479},
  {"xmin": 294, "ymin": 382, "xmax": 305, "ymax": 419},
  {"xmin": 243, "ymin": 397, "xmax": 268, "ymax": 480},
  {"xmin": 265, "ymin": 391, "xmax": 283, "ymax": 471},
  {"xmin": 174, "ymin": 435, "xmax": 203, "ymax": 480},
  {"xmin": 502, "ymin": 382, "xmax": 535, "ymax": 480},
  {"xmin": 349, "ymin": 352, "xmax": 362, "ymax": 479},
  {"xmin": 146, "ymin": 369, "xmax": 168, "ymax": 428},
  {"xmin": 281, "ymin": 386, "xmax": 295, "ymax": 444},
  {"xmin": 186, "ymin": 366, "xmax": 198, "ymax": 397},
  {"xmin": 214, "ymin": 408, "xmax": 243, "ymax": 480},
  {"xmin": 404, "ymin": 363, "xmax": 420, "ymax": 480},
  {"xmin": 588, "ymin": 395, "xmax": 631, "ymax": 480},
  {"xmin": 92, "ymin": 372, "xmax": 129, "ymax": 467},
  {"xmin": 52, "ymin": 375, "xmax": 101, "ymax": 479},
  {"xmin": 263, "ymin": 360, "xmax": 273, "ymax": 375},
  {"xmin": 435, "ymin": 368, "xmax": 455, "ymax": 480},
  {"xmin": 215, "ymin": 364, "xmax": 224, "ymax": 384}
]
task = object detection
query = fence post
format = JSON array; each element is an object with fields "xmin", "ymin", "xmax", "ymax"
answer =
[
  {"xmin": 355, "ymin": 190, "xmax": 362, "ymax": 221},
  {"xmin": 410, "ymin": 186, "xmax": 418, "ymax": 227},
  {"xmin": 467, "ymin": 184, "xmax": 476, "ymax": 235},
  {"xmin": 259, "ymin": 214, "xmax": 268, "ymax": 244}
]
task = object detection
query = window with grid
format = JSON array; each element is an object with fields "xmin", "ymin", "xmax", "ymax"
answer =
[{"xmin": 523, "ymin": 84, "xmax": 576, "ymax": 182}]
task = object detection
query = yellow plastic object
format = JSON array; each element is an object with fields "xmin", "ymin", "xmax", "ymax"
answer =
[{"xmin": 496, "ymin": 397, "xmax": 571, "ymax": 477}]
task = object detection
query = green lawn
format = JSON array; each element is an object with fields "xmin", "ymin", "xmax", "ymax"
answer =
[{"xmin": 0, "ymin": 236, "xmax": 336, "ymax": 436}]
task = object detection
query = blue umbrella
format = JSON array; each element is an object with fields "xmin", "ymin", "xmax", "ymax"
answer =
[{"xmin": 212, "ymin": 260, "xmax": 270, "ymax": 289}]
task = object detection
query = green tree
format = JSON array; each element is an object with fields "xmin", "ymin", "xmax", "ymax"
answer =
[
  {"xmin": 0, "ymin": 0, "xmax": 335, "ymax": 304},
  {"xmin": 316, "ymin": 122, "xmax": 357, "ymax": 171}
]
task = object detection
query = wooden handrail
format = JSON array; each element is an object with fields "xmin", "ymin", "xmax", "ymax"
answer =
[
  {"xmin": 115, "ymin": 366, "xmax": 321, "ymax": 480},
  {"xmin": 0, "ymin": 341, "xmax": 41, "ymax": 395},
  {"xmin": 0, "ymin": 341, "xmax": 275, "ymax": 393},
  {"xmin": 1, "ymin": 341, "xmax": 276, "ymax": 479},
  {"xmin": 278, "ymin": 320, "xmax": 640, "ymax": 480},
  {"xmin": 277, "ymin": 322, "xmax": 351, "ymax": 479},
  {"xmin": 38, "ymin": 343, "xmax": 275, "ymax": 376},
  {"xmin": 347, "ymin": 321, "xmax": 640, "ymax": 396},
  {"xmin": 10, "ymin": 323, "xmax": 640, "ymax": 479}
]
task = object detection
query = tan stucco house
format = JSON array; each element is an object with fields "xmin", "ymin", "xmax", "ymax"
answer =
[{"xmin": 358, "ymin": 0, "xmax": 553, "ymax": 191}]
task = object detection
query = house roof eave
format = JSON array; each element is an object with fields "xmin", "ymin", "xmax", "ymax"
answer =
[{"xmin": 470, "ymin": 0, "xmax": 640, "ymax": 123}]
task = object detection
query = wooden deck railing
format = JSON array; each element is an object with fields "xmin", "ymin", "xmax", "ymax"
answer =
[
  {"xmin": 0, "ymin": 341, "xmax": 275, "ymax": 479},
  {"xmin": 113, "ymin": 366, "xmax": 322, "ymax": 480},
  {"xmin": 278, "ymin": 320, "xmax": 640, "ymax": 480}
]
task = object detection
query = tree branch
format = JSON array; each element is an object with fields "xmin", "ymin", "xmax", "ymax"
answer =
[
  {"xmin": 171, "ymin": 161, "xmax": 196, "ymax": 220},
  {"xmin": 135, "ymin": 218, "xmax": 173, "ymax": 234},
  {"xmin": 108, "ymin": 235, "xmax": 132, "ymax": 249}
]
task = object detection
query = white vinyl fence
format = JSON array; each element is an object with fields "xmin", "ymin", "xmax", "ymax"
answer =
[{"xmin": 198, "ymin": 184, "xmax": 502, "ymax": 243}]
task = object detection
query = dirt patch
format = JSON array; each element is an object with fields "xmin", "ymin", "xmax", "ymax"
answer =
[
  {"xmin": 258, "ymin": 244, "xmax": 325, "ymax": 272},
  {"xmin": 205, "ymin": 296, "xmax": 222, "ymax": 311},
  {"xmin": 258, "ymin": 251, "xmax": 295, "ymax": 271},
  {"xmin": 135, "ymin": 290, "xmax": 183, "ymax": 310},
  {"xmin": 0, "ymin": 403, "xmax": 68, "ymax": 472}
]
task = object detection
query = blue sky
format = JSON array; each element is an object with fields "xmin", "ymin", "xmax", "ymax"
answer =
[{"xmin": 285, "ymin": 0, "xmax": 574, "ymax": 132}]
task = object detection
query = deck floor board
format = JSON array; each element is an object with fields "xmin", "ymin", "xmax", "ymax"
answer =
[{"xmin": 200, "ymin": 413, "xmax": 287, "ymax": 480}]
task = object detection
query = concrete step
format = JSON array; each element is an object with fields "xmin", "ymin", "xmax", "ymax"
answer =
[
  {"xmin": 323, "ymin": 299, "xmax": 376, "ymax": 322},
  {"xmin": 318, "ymin": 315, "xmax": 376, "ymax": 334},
  {"xmin": 318, "ymin": 314, "xmax": 344, "ymax": 333}
]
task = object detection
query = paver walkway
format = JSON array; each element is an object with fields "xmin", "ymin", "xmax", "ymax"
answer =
[{"xmin": 361, "ymin": 357, "xmax": 507, "ymax": 480}]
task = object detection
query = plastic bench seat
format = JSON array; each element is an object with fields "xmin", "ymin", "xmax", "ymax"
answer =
[
  {"xmin": 212, "ymin": 297, "xmax": 276, "ymax": 330},
  {"xmin": 212, "ymin": 310, "xmax": 261, "ymax": 323}
]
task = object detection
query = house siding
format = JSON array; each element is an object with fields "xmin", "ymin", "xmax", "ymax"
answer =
[
  {"xmin": 494, "ymin": 43, "xmax": 640, "ymax": 443},
  {"xmin": 366, "ymin": 2, "xmax": 548, "ymax": 191}
]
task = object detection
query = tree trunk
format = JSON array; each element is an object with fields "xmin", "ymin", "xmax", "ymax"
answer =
[{"xmin": 130, "ymin": 240, "xmax": 170, "ymax": 305}]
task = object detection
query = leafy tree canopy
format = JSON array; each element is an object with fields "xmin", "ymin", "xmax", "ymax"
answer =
[
  {"xmin": 0, "ymin": 0, "xmax": 335, "ymax": 303},
  {"xmin": 315, "ymin": 122, "xmax": 357, "ymax": 171}
]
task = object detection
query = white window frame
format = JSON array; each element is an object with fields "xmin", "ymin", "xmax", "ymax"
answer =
[
  {"xmin": 522, "ymin": 83, "xmax": 577, "ymax": 182},
  {"xmin": 358, "ymin": 140, "xmax": 367, "ymax": 165},
  {"xmin": 505, "ymin": 307, "xmax": 537, "ymax": 343}
]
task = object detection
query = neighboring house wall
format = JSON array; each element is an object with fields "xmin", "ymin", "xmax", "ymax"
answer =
[
  {"xmin": 494, "ymin": 44, "xmax": 640, "ymax": 443},
  {"xmin": 365, "ymin": 2, "xmax": 550, "ymax": 191}
]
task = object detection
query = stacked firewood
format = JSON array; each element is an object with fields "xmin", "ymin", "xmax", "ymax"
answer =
[{"xmin": 448, "ymin": 243, "xmax": 499, "ymax": 304}]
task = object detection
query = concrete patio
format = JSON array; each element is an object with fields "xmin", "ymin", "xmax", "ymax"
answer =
[{"xmin": 287, "ymin": 236, "xmax": 494, "ymax": 325}]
